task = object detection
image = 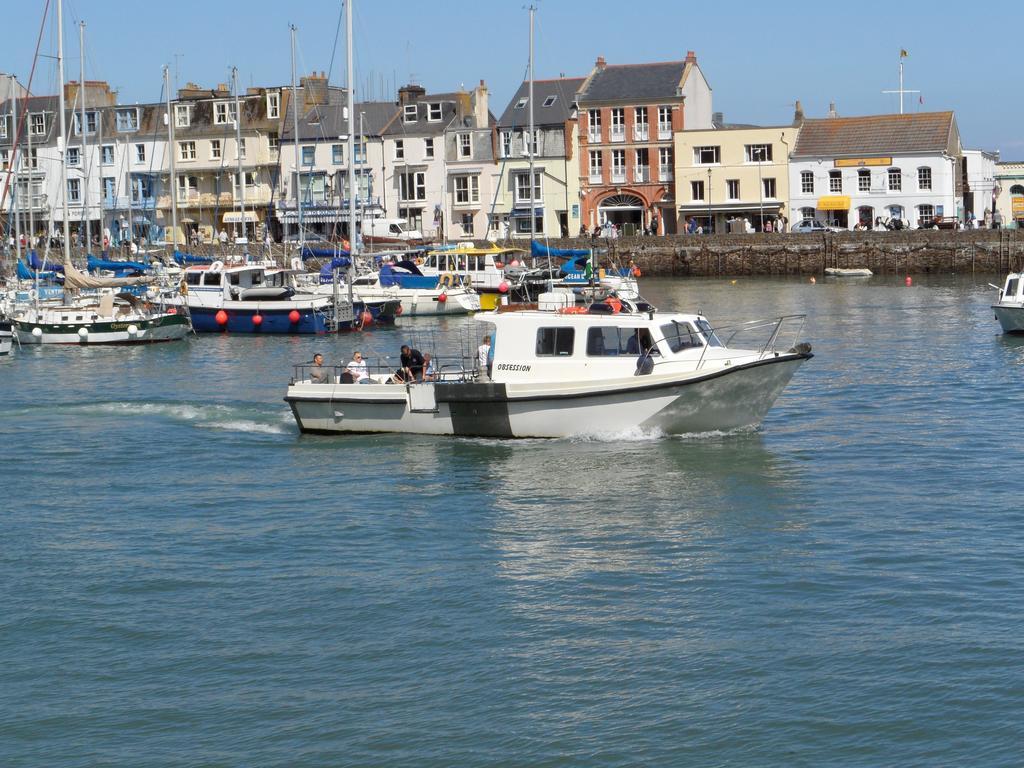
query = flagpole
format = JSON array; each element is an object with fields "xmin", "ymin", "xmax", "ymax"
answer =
[{"xmin": 899, "ymin": 56, "xmax": 904, "ymax": 114}]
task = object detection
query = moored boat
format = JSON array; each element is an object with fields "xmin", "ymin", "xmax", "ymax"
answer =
[
  {"xmin": 285, "ymin": 299, "xmax": 812, "ymax": 439},
  {"xmin": 992, "ymin": 272, "xmax": 1024, "ymax": 333},
  {"xmin": 0, "ymin": 320, "xmax": 13, "ymax": 355},
  {"xmin": 824, "ymin": 267, "xmax": 873, "ymax": 277}
]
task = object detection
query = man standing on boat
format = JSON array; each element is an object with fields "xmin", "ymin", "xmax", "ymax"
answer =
[
  {"xmin": 399, "ymin": 345, "xmax": 425, "ymax": 381},
  {"xmin": 478, "ymin": 335, "xmax": 492, "ymax": 381}
]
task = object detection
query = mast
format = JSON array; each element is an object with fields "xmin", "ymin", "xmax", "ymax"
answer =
[
  {"xmin": 10, "ymin": 79, "xmax": 21, "ymax": 264},
  {"xmin": 165, "ymin": 65, "xmax": 178, "ymax": 258},
  {"xmin": 345, "ymin": 0, "xmax": 355, "ymax": 308},
  {"xmin": 27, "ymin": 82, "xmax": 34, "ymax": 251},
  {"xmin": 233, "ymin": 66, "xmax": 248, "ymax": 260},
  {"xmin": 528, "ymin": 4, "xmax": 536, "ymax": 243},
  {"xmin": 57, "ymin": 0, "xmax": 71, "ymax": 264},
  {"xmin": 291, "ymin": 24, "xmax": 303, "ymax": 252},
  {"xmin": 79, "ymin": 21, "xmax": 90, "ymax": 252}
]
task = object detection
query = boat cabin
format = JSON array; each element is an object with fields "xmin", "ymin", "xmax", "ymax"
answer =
[
  {"xmin": 998, "ymin": 273, "xmax": 1024, "ymax": 305},
  {"xmin": 182, "ymin": 265, "xmax": 294, "ymax": 301},
  {"xmin": 418, "ymin": 245, "xmax": 526, "ymax": 290}
]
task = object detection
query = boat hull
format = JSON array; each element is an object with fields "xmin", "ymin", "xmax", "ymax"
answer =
[
  {"xmin": 356, "ymin": 288, "xmax": 478, "ymax": 317},
  {"xmin": 13, "ymin": 314, "xmax": 190, "ymax": 345},
  {"xmin": 286, "ymin": 353, "xmax": 810, "ymax": 438},
  {"xmin": 994, "ymin": 304, "xmax": 1024, "ymax": 334},
  {"xmin": 0, "ymin": 325, "xmax": 12, "ymax": 356},
  {"xmin": 189, "ymin": 305, "xmax": 344, "ymax": 334}
]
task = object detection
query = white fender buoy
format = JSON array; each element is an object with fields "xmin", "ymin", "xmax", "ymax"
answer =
[
  {"xmin": 78, "ymin": 327, "xmax": 89, "ymax": 340},
  {"xmin": 127, "ymin": 324, "xmax": 139, "ymax": 336},
  {"xmin": 32, "ymin": 327, "xmax": 43, "ymax": 338}
]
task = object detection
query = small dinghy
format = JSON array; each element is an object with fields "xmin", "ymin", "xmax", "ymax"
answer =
[{"xmin": 824, "ymin": 267, "xmax": 873, "ymax": 277}]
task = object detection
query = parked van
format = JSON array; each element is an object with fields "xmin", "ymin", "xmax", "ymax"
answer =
[{"xmin": 362, "ymin": 218, "xmax": 427, "ymax": 246}]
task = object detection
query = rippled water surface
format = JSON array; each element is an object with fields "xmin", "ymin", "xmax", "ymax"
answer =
[{"xmin": 3, "ymin": 275, "xmax": 1023, "ymax": 766}]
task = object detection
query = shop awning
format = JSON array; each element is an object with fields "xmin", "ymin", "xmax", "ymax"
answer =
[
  {"xmin": 816, "ymin": 196, "xmax": 851, "ymax": 211},
  {"xmin": 223, "ymin": 211, "xmax": 259, "ymax": 224},
  {"xmin": 510, "ymin": 206, "xmax": 543, "ymax": 217}
]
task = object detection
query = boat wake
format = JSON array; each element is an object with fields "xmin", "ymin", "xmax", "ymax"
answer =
[{"xmin": 62, "ymin": 401, "xmax": 295, "ymax": 436}]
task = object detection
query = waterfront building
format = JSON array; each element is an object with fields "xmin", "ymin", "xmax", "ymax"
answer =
[
  {"xmin": 442, "ymin": 81, "xmax": 497, "ymax": 241},
  {"xmin": 493, "ymin": 76, "xmax": 584, "ymax": 239},
  {"xmin": 961, "ymin": 149, "xmax": 998, "ymax": 227},
  {"xmin": 788, "ymin": 108, "xmax": 963, "ymax": 230},
  {"xmin": 994, "ymin": 161, "xmax": 1024, "ymax": 228},
  {"xmin": 577, "ymin": 52, "xmax": 712, "ymax": 235},
  {"xmin": 161, "ymin": 81, "xmax": 282, "ymax": 244},
  {"xmin": 277, "ymin": 72, "xmax": 393, "ymax": 241},
  {"xmin": 1, "ymin": 92, "xmax": 61, "ymax": 244},
  {"xmin": 675, "ymin": 117, "xmax": 798, "ymax": 233}
]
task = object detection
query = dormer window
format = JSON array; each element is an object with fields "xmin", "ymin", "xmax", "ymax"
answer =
[
  {"xmin": 174, "ymin": 104, "xmax": 191, "ymax": 128},
  {"xmin": 266, "ymin": 92, "xmax": 280, "ymax": 119},
  {"xmin": 73, "ymin": 111, "xmax": 97, "ymax": 135},
  {"xmin": 30, "ymin": 113, "xmax": 46, "ymax": 136},
  {"xmin": 428, "ymin": 103, "xmax": 442, "ymax": 121},
  {"xmin": 515, "ymin": 97, "xmax": 528, "ymax": 110},
  {"xmin": 403, "ymin": 104, "xmax": 418, "ymax": 123},
  {"xmin": 0, "ymin": 115, "xmax": 7, "ymax": 139},
  {"xmin": 214, "ymin": 102, "xmax": 236, "ymax": 125},
  {"xmin": 115, "ymin": 108, "xmax": 138, "ymax": 132},
  {"xmin": 542, "ymin": 95, "xmax": 557, "ymax": 107}
]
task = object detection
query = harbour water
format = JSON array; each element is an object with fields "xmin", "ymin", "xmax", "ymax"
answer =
[{"xmin": 3, "ymin": 275, "xmax": 1023, "ymax": 765}]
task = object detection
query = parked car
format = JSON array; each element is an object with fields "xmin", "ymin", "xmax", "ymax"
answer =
[{"xmin": 791, "ymin": 218, "xmax": 837, "ymax": 233}]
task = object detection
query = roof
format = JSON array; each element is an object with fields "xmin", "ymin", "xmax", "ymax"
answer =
[
  {"xmin": 281, "ymin": 96, "xmax": 397, "ymax": 141},
  {"xmin": 497, "ymin": 77, "xmax": 585, "ymax": 128},
  {"xmin": 792, "ymin": 112, "xmax": 956, "ymax": 158},
  {"xmin": 578, "ymin": 61, "xmax": 686, "ymax": 104}
]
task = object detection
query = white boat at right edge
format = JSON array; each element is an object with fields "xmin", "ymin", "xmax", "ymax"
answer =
[
  {"xmin": 285, "ymin": 297, "xmax": 812, "ymax": 439},
  {"xmin": 993, "ymin": 272, "xmax": 1024, "ymax": 333}
]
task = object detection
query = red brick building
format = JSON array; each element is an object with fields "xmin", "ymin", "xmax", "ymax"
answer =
[{"xmin": 577, "ymin": 52, "xmax": 712, "ymax": 235}]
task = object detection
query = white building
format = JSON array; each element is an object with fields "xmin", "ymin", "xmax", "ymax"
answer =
[
  {"xmin": 962, "ymin": 149, "xmax": 998, "ymax": 227},
  {"xmin": 789, "ymin": 110, "xmax": 963, "ymax": 229}
]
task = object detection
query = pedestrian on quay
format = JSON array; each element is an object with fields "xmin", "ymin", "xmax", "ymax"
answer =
[{"xmin": 219, "ymin": 228, "xmax": 228, "ymax": 248}]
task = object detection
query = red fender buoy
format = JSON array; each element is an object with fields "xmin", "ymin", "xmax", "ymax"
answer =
[
  {"xmin": 252, "ymin": 314, "xmax": 263, "ymax": 326},
  {"xmin": 288, "ymin": 310, "xmax": 301, "ymax": 324},
  {"xmin": 215, "ymin": 310, "xmax": 228, "ymax": 326}
]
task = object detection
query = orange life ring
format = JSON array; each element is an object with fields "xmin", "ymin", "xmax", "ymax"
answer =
[{"xmin": 604, "ymin": 297, "xmax": 622, "ymax": 313}]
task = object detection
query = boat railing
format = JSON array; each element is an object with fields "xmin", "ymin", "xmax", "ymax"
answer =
[
  {"xmin": 291, "ymin": 354, "xmax": 480, "ymax": 385},
  {"xmin": 696, "ymin": 314, "xmax": 808, "ymax": 369}
]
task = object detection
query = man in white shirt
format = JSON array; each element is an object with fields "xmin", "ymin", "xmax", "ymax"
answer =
[
  {"xmin": 477, "ymin": 335, "xmax": 491, "ymax": 381},
  {"xmin": 345, "ymin": 350, "xmax": 370, "ymax": 384}
]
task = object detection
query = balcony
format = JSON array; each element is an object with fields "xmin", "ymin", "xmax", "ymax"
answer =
[
  {"xmin": 634, "ymin": 125, "xmax": 649, "ymax": 142},
  {"xmin": 657, "ymin": 124, "xmax": 672, "ymax": 140},
  {"xmin": 14, "ymin": 194, "xmax": 48, "ymax": 211},
  {"xmin": 611, "ymin": 169, "xmax": 626, "ymax": 184},
  {"xmin": 610, "ymin": 126, "xmax": 625, "ymax": 143},
  {"xmin": 634, "ymin": 166, "xmax": 650, "ymax": 183}
]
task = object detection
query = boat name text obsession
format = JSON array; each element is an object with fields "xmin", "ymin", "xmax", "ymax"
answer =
[{"xmin": 496, "ymin": 362, "xmax": 532, "ymax": 372}]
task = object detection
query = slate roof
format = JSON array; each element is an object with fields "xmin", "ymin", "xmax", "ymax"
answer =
[
  {"xmin": 577, "ymin": 62, "xmax": 686, "ymax": 104},
  {"xmin": 497, "ymin": 77, "xmax": 584, "ymax": 128},
  {"xmin": 281, "ymin": 94, "xmax": 397, "ymax": 141},
  {"xmin": 792, "ymin": 112, "xmax": 956, "ymax": 158}
]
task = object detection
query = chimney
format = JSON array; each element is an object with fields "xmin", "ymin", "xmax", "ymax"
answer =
[
  {"xmin": 685, "ymin": 50, "xmax": 697, "ymax": 64},
  {"xmin": 472, "ymin": 79, "xmax": 489, "ymax": 129},
  {"xmin": 793, "ymin": 99, "xmax": 805, "ymax": 126},
  {"xmin": 595, "ymin": 55, "xmax": 607, "ymax": 70},
  {"xmin": 828, "ymin": 100, "xmax": 838, "ymax": 119},
  {"xmin": 712, "ymin": 111, "xmax": 724, "ymax": 127},
  {"xmin": 397, "ymin": 83, "xmax": 426, "ymax": 105},
  {"xmin": 300, "ymin": 72, "xmax": 329, "ymax": 109}
]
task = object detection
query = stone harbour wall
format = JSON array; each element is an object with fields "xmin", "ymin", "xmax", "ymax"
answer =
[{"xmin": 505, "ymin": 230, "xmax": 1024, "ymax": 277}]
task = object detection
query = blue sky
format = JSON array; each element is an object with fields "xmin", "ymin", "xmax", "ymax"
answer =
[{"xmin": 5, "ymin": 0, "xmax": 1021, "ymax": 155}]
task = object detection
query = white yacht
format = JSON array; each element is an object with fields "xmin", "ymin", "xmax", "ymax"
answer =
[
  {"xmin": 285, "ymin": 296, "xmax": 812, "ymax": 438},
  {"xmin": 993, "ymin": 272, "xmax": 1024, "ymax": 333}
]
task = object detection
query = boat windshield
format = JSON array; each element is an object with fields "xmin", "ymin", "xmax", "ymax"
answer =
[
  {"xmin": 695, "ymin": 319, "xmax": 724, "ymax": 347},
  {"xmin": 659, "ymin": 321, "xmax": 705, "ymax": 353},
  {"xmin": 1005, "ymin": 278, "xmax": 1019, "ymax": 298}
]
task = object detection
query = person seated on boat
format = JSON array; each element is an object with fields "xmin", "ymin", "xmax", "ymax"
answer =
[
  {"xmin": 309, "ymin": 353, "xmax": 332, "ymax": 384},
  {"xmin": 399, "ymin": 344, "xmax": 425, "ymax": 381},
  {"xmin": 625, "ymin": 330, "xmax": 640, "ymax": 355},
  {"xmin": 345, "ymin": 351, "xmax": 371, "ymax": 384},
  {"xmin": 421, "ymin": 353, "xmax": 437, "ymax": 382}
]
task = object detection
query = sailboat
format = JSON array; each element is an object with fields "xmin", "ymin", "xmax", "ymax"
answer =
[{"xmin": 9, "ymin": 0, "xmax": 190, "ymax": 346}]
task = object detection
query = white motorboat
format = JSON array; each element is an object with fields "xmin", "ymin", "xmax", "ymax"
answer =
[
  {"xmin": 992, "ymin": 272, "xmax": 1024, "ymax": 333},
  {"xmin": 342, "ymin": 260, "xmax": 480, "ymax": 317},
  {"xmin": 285, "ymin": 296, "xmax": 812, "ymax": 439},
  {"xmin": 824, "ymin": 267, "xmax": 873, "ymax": 277},
  {"xmin": 0, "ymin": 320, "xmax": 13, "ymax": 355}
]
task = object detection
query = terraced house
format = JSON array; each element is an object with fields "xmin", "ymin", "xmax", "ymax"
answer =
[{"xmin": 577, "ymin": 52, "xmax": 712, "ymax": 235}]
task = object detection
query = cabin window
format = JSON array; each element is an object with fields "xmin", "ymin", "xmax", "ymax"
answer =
[
  {"xmin": 536, "ymin": 327, "xmax": 575, "ymax": 356},
  {"xmin": 1007, "ymin": 278, "xmax": 1019, "ymax": 299},
  {"xmin": 695, "ymin": 319, "xmax": 724, "ymax": 347},
  {"xmin": 659, "ymin": 321, "xmax": 704, "ymax": 352},
  {"xmin": 203, "ymin": 274, "xmax": 223, "ymax": 287},
  {"xmin": 587, "ymin": 327, "xmax": 630, "ymax": 356},
  {"xmin": 185, "ymin": 273, "xmax": 203, "ymax": 286},
  {"xmin": 228, "ymin": 273, "xmax": 240, "ymax": 285}
]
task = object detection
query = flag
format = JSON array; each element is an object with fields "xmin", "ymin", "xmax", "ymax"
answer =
[
  {"xmin": 900, "ymin": 49, "xmax": 908, "ymax": 58},
  {"xmin": 919, "ymin": 95, "xmax": 924, "ymax": 105}
]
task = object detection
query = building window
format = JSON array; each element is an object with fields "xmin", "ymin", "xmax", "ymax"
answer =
[
  {"xmin": 726, "ymin": 179, "xmax": 740, "ymax": 200},
  {"xmin": 610, "ymin": 108, "xmax": 625, "ymax": 141},
  {"xmin": 395, "ymin": 140, "xmax": 404, "ymax": 160},
  {"xmin": 73, "ymin": 111, "xmax": 98, "ymax": 135},
  {"xmin": 399, "ymin": 171, "xmax": 426, "ymax": 201},
  {"xmin": 858, "ymin": 169, "xmax": 870, "ymax": 191},
  {"xmin": 500, "ymin": 131, "xmax": 512, "ymax": 158},
  {"xmin": 691, "ymin": 180, "xmax": 705, "ymax": 201},
  {"xmin": 131, "ymin": 175, "xmax": 153, "ymax": 203},
  {"xmin": 428, "ymin": 103, "xmax": 443, "ymax": 121},
  {"xmin": 745, "ymin": 144, "xmax": 772, "ymax": 163},
  {"xmin": 206, "ymin": 139, "xmax": 220, "ymax": 161},
  {"xmin": 634, "ymin": 107, "xmax": 649, "ymax": 140},
  {"xmin": 514, "ymin": 97, "xmax": 528, "ymax": 110},
  {"xmin": 461, "ymin": 212, "xmax": 474, "ymax": 232},
  {"xmin": 302, "ymin": 145, "xmax": 315, "ymax": 165},
  {"xmin": 177, "ymin": 174, "xmax": 198, "ymax": 201},
  {"xmin": 801, "ymin": 170, "xmax": 814, "ymax": 194},
  {"xmin": 521, "ymin": 129, "xmax": 538, "ymax": 156},
  {"xmin": 214, "ymin": 102, "xmax": 236, "ymax": 125},
  {"xmin": 67, "ymin": 178, "xmax": 81, "ymax": 203},
  {"xmin": 102, "ymin": 176, "xmax": 116, "ymax": 204},
  {"xmin": 611, "ymin": 149, "xmax": 626, "ymax": 182},
  {"xmin": 657, "ymin": 106, "xmax": 672, "ymax": 137},
  {"xmin": 918, "ymin": 166, "xmax": 932, "ymax": 191},
  {"xmin": 800, "ymin": 206, "xmax": 815, "ymax": 220},
  {"xmin": 829, "ymin": 170, "xmax": 842, "ymax": 193},
  {"xmin": 888, "ymin": 168, "xmax": 902, "ymax": 192},
  {"xmin": 589, "ymin": 150, "xmax": 603, "ymax": 182},
  {"xmin": 694, "ymin": 146, "xmax": 721, "ymax": 165},
  {"xmin": 659, "ymin": 147, "xmax": 673, "ymax": 179},
  {"xmin": 332, "ymin": 144, "xmax": 344, "ymax": 165},
  {"xmin": 458, "ymin": 133, "xmax": 472, "ymax": 159},
  {"xmin": 30, "ymin": 113, "xmax": 46, "ymax": 136},
  {"xmin": 425, "ymin": 137, "xmax": 434, "ymax": 159},
  {"xmin": 179, "ymin": 141, "xmax": 196, "ymax": 161},
  {"xmin": 135, "ymin": 144, "xmax": 146, "ymax": 163},
  {"xmin": 101, "ymin": 144, "xmax": 114, "ymax": 165},
  {"xmin": 268, "ymin": 132, "xmax": 279, "ymax": 152},
  {"xmin": 763, "ymin": 177, "xmax": 777, "ymax": 199},
  {"xmin": 115, "ymin": 108, "xmax": 138, "ymax": 132},
  {"xmin": 454, "ymin": 175, "xmax": 480, "ymax": 204},
  {"xmin": 918, "ymin": 204, "xmax": 935, "ymax": 223},
  {"xmin": 174, "ymin": 104, "xmax": 191, "ymax": 128},
  {"xmin": 514, "ymin": 171, "xmax": 541, "ymax": 203},
  {"xmin": 22, "ymin": 147, "xmax": 38, "ymax": 170},
  {"xmin": 237, "ymin": 138, "xmax": 247, "ymax": 160},
  {"xmin": 0, "ymin": 115, "xmax": 7, "ymax": 139},
  {"xmin": 542, "ymin": 95, "xmax": 557, "ymax": 108},
  {"xmin": 233, "ymin": 171, "xmax": 257, "ymax": 190},
  {"xmin": 267, "ymin": 92, "xmax": 280, "ymax": 119},
  {"xmin": 66, "ymin": 147, "xmax": 80, "ymax": 166},
  {"xmin": 0, "ymin": 148, "xmax": 8, "ymax": 169},
  {"xmin": 587, "ymin": 108, "xmax": 601, "ymax": 141},
  {"xmin": 354, "ymin": 139, "xmax": 365, "ymax": 163},
  {"xmin": 635, "ymin": 148, "xmax": 650, "ymax": 182},
  {"xmin": 403, "ymin": 104, "xmax": 418, "ymax": 123}
]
